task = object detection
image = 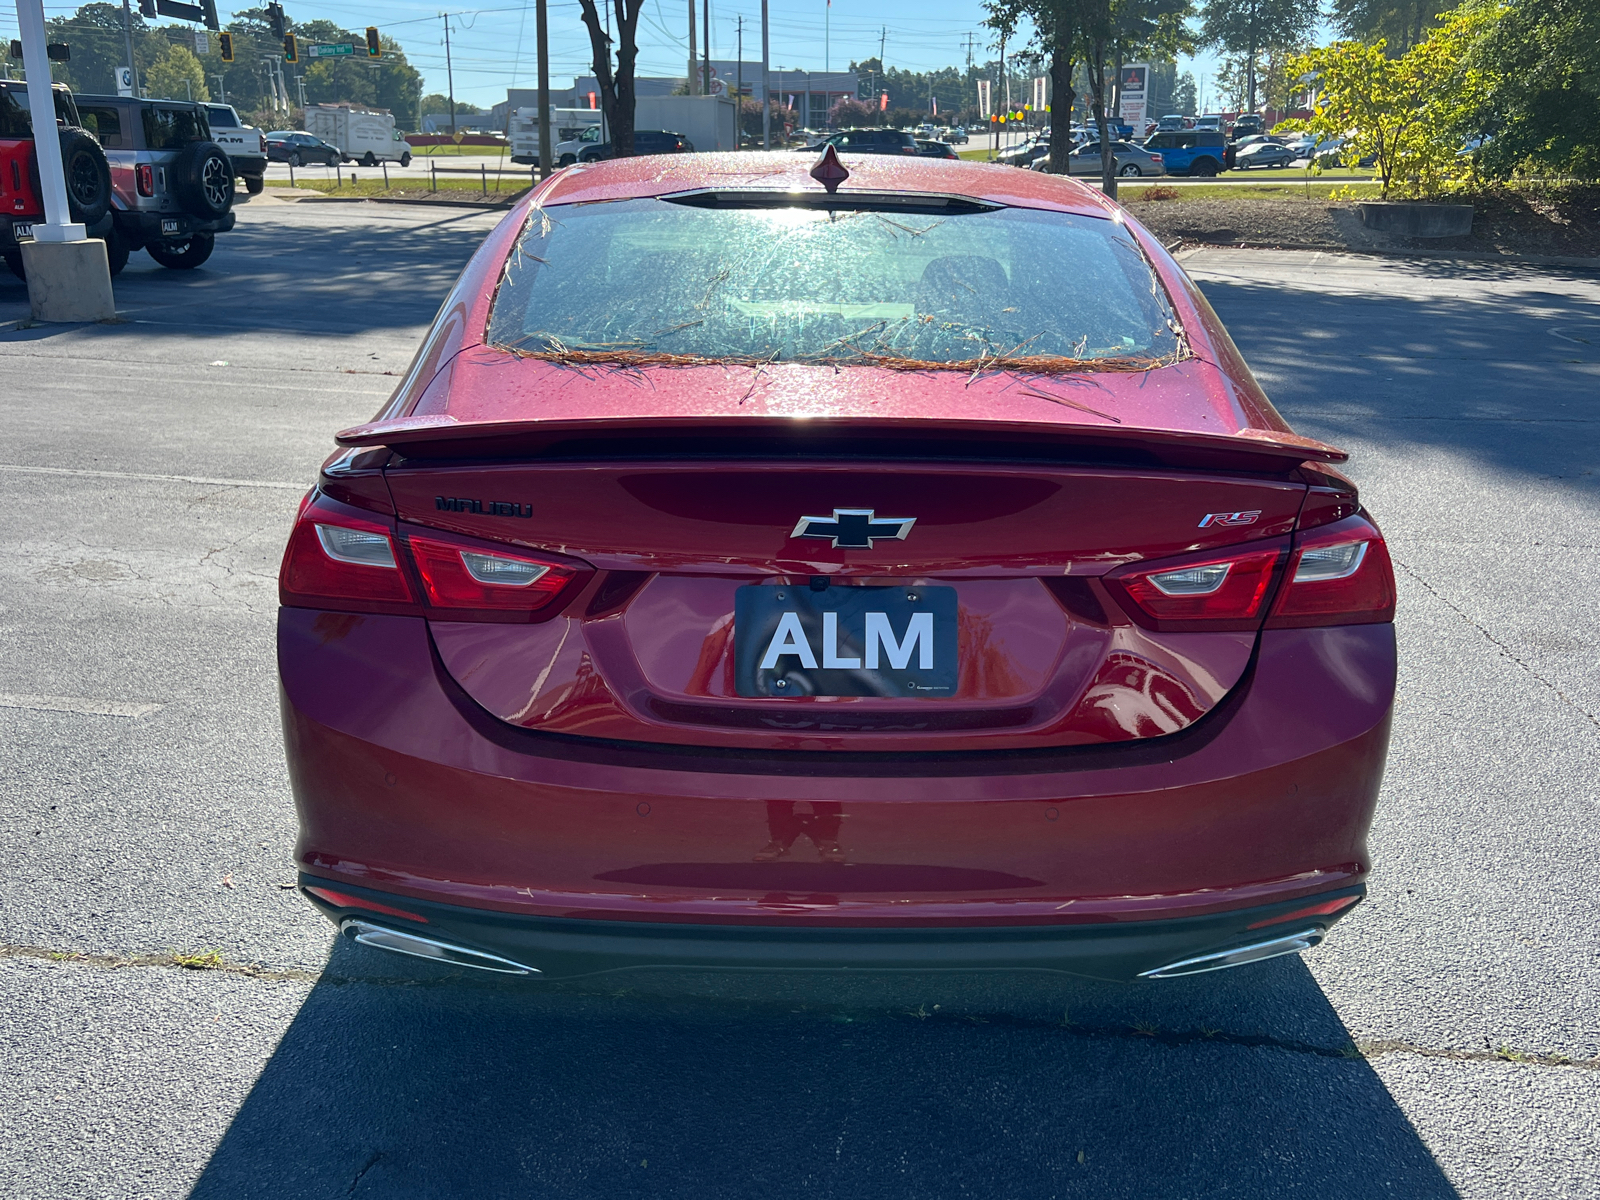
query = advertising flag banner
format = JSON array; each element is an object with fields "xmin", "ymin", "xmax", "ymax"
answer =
[
  {"xmin": 976, "ymin": 79, "xmax": 991, "ymax": 117},
  {"xmin": 1031, "ymin": 76, "xmax": 1047, "ymax": 111}
]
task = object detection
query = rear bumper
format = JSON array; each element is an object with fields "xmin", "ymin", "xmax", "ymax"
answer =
[
  {"xmin": 2, "ymin": 211, "xmax": 113, "ymax": 251},
  {"xmin": 303, "ymin": 874, "xmax": 1365, "ymax": 980},
  {"xmin": 112, "ymin": 209, "xmax": 236, "ymax": 245},
  {"xmin": 280, "ymin": 610, "xmax": 1394, "ymax": 949}
]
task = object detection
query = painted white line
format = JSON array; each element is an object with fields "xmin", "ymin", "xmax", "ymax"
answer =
[
  {"xmin": 0, "ymin": 693, "xmax": 163, "ymax": 719},
  {"xmin": 0, "ymin": 464, "xmax": 305, "ymax": 491}
]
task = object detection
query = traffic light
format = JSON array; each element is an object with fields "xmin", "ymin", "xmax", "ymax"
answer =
[
  {"xmin": 282, "ymin": 33, "xmax": 297, "ymax": 63},
  {"xmin": 218, "ymin": 31, "xmax": 233, "ymax": 61},
  {"xmin": 138, "ymin": 0, "xmax": 156, "ymax": 16},
  {"xmin": 198, "ymin": 0, "xmax": 218, "ymax": 30},
  {"xmin": 365, "ymin": 26, "xmax": 380, "ymax": 57},
  {"xmin": 266, "ymin": 2, "xmax": 284, "ymax": 38}
]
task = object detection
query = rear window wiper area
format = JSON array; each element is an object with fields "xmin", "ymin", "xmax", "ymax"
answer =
[{"xmin": 659, "ymin": 188, "xmax": 1005, "ymax": 216}]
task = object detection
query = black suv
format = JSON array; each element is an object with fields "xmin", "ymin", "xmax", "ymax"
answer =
[
  {"xmin": 821, "ymin": 128, "xmax": 918, "ymax": 156},
  {"xmin": 578, "ymin": 129, "xmax": 695, "ymax": 161},
  {"xmin": 74, "ymin": 95, "xmax": 235, "ymax": 273}
]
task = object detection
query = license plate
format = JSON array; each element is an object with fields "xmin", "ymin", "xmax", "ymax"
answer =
[
  {"xmin": 12, "ymin": 221, "xmax": 31, "ymax": 241},
  {"xmin": 734, "ymin": 584, "xmax": 958, "ymax": 698},
  {"xmin": 161, "ymin": 218, "xmax": 181, "ymax": 234}
]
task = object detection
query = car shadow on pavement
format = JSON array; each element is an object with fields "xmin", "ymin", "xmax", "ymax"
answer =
[
  {"xmin": 1196, "ymin": 267, "xmax": 1600, "ymax": 494},
  {"xmin": 0, "ymin": 205, "xmax": 501, "ymax": 338},
  {"xmin": 188, "ymin": 939, "xmax": 1458, "ymax": 1200}
]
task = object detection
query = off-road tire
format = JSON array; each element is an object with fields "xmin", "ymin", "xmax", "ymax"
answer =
[
  {"xmin": 104, "ymin": 228, "xmax": 130, "ymax": 276},
  {"xmin": 1191, "ymin": 156, "xmax": 1220, "ymax": 177},
  {"xmin": 60, "ymin": 128, "xmax": 112, "ymax": 226},
  {"xmin": 146, "ymin": 232, "xmax": 215, "ymax": 270},
  {"xmin": 244, "ymin": 174, "xmax": 265, "ymax": 194},
  {"xmin": 1119, "ymin": 164, "xmax": 1141, "ymax": 177},
  {"xmin": 172, "ymin": 141, "xmax": 234, "ymax": 218}
]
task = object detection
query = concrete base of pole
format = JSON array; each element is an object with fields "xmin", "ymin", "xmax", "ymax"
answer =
[{"xmin": 20, "ymin": 239, "xmax": 116, "ymax": 323}]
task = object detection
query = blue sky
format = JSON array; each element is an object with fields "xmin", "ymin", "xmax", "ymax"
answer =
[{"xmin": 19, "ymin": 0, "xmax": 1250, "ymax": 113}]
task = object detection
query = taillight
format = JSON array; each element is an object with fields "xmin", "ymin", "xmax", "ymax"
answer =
[
  {"xmin": 1105, "ymin": 542, "xmax": 1286, "ymax": 632},
  {"xmin": 1266, "ymin": 513, "xmax": 1395, "ymax": 627},
  {"xmin": 136, "ymin": 163, "xmax": 154, "ymax": 196},
  {"xmin": 259, "ymin": 133, "xmax": 267, "ymax": 154},
  {"xmin": 1148, "ymin": 153, "xmax": 1163, "ymax": 162},
  {"xmin": 402, "ymin": 527, "xmax": 589, "ymax": 623},
  {"xmin": 279, "ymin": 492, "xmax": 416, "ymax": 612}
]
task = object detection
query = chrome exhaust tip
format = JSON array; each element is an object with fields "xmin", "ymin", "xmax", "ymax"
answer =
[
  {"xmin": 340, "ymin": 919, "xmax": 540, "ymax": 976},
  {"xmin": 1138, "ymin": 927, "xmax": 1324, "ymax": 979}
]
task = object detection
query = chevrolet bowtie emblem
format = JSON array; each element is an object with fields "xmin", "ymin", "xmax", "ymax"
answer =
[{"xmin": 791, "ymin": 508, "xmax": 916, "ymax": 549}]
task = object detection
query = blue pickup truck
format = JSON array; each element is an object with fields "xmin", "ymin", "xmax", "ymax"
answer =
[{"xmin": 1139, "ymin": 129, "xmax": 1228, "ymax": 176}]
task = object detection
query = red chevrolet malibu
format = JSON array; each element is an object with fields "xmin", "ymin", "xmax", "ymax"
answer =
[{"xmin": 279, "ymin": 151, "xmax": 1395, "ymax": 981}]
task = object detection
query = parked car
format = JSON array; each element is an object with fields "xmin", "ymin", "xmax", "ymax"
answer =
[
  {"xmin": 1233, "ymin": 140, "xmax": 1298, "ymax": 170},
  {"xmin": 1230, "ymin": 113, "xmax": 1264, "ymax": 138},
  {"xmin": 1141, "ymin": 129, "xmax": 1227, "ymax": 176},
  {"xmin": 73, "ymin": 94, "xmax": 236, "ymax": 273},
  {"xmin": 266, "ymin": 131, "xmax": 345, "ymax": 167},
  {"xmin": 1194, "ymin": 114, "xmax": 1224, "ymax": 131},
  {"xmin": 0, "ymin": 80, "xmax": 113, "ymax": 280},
  {"xmin": 578, "ymin": 129, "xmax": 695, "ymax": 161},
  {"xmin": 280, "ymin": 153, "xmax": 1396, "ymax": 985},
  {"xmin": 997, "ymin": 134, "xmax": 1051, "ymax": 167},
  {"xmin": 816, "ymin": 128, "xmax": 919, "ymax": 156},
  {"xmin": 915, "ymin": 139, "xmax": 959, "ymax": 159},
  {"xmin": 947, "ymin": 125, "xmax": 968, "ymax": 144},
  {"xmin": 1154, "ymin": 113, "xmax": 1188, "ymax": 132},
  {"xmin": 1037, "ymin": 139, "xmax": 1166, "ymax": 177},
  {"xmin": 203, "ymin": 103, "xmax": 267, "ymax": 193}
]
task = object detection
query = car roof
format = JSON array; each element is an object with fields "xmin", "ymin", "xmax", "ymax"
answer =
[{"xmin": 538, "ymin": 151, "xmax": 1119, "ymax": 218}]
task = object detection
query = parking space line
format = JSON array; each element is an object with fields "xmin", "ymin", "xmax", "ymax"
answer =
[
  {"xmin": 0, "ymin": 693, "xmax": 162, "ymax": 719},
  {"xmin": 0, "ymin": 464, "xmax": 304, "ymax": 490}
]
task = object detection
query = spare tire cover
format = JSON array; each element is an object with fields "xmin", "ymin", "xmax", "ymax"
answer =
[{"xmin": 172, "ymin": 140, "xmax": 235, "ymax": 218}]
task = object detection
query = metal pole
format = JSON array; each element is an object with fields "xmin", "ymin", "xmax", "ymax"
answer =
[
  {"xmin": 824, "ymin": 0, "xmax": 829, "ymax": 74},
  {"xmin": 702, "ymin": 0, "xmax": 710, "ymax": 96},
  {"xmin": 760, "ymin": 0, "xmax": 769, "ymax": 149},
  {"xmin": 443, "ymin": 13, "xmax": 456, "ymax": 135},
  {"xmin": 16, "ymin": 0, "xmax": 81, "ymax": 240},
  {"xmin": 535, "ymin": 0, "xmax": 551, "ymax": 178},
  {"xmin": 120, "ymin": 0, "xmax": 139, "ymax": 97},
  {"xmin": 687, "ymin": 0, "xmax": 697, "ymax": 94}
]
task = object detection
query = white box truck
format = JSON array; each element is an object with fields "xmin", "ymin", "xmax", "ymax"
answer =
[
  {"xmin": 304, "ymin": 104, "xmax": 412, "ymax": 166},
  {"xmin": 509, "ymin": 107, "xmax": 605, "ymax": 165}
]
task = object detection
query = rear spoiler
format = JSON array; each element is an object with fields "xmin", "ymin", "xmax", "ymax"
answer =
[{"xmin": 334, "ymin": 413, "xmax": 1346, "ymax": 471}]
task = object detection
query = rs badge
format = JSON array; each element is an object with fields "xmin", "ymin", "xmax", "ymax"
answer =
[{"xmin": 1197, "ymin": 510, "xmax": 1262, "ymax": 529}]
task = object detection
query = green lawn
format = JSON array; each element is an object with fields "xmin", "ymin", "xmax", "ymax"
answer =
[{"xmin": 266, "ymin": 176, "xmax": 528, "ymax": 200}]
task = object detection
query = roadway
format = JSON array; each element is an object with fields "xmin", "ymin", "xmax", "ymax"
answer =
[{"xmin": 0, "ymin": 197, "xmax": 1595, "ymax": 1199}]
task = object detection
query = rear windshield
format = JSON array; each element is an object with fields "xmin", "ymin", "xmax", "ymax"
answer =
[
  {"xmin": 142, "ymin": 105, "xmax": 210, "ymax": 149},
  {"xmin": 0, "ymin": 84, "xmax": 79, "ymax": 137},
  {"xmin": 488, "ymin": 198, "xmax": 1184, "ymax": 372}
]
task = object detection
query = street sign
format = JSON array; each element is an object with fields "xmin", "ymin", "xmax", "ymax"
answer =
[
  {"xmin": 306, "ymin": 42, "xmax": 354, "ymax": 58},
  {"xmin": 193, "ymin": 30, "xmax": 208, "ymax": 56}
]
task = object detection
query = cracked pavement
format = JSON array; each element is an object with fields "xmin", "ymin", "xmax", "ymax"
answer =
[{"xmin": 1, "ymin": 207, "xmax": 1597, "ymax": 1198}]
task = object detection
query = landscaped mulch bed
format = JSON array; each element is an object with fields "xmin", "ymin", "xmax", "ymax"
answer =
[{"xmin": 1125, "ymin": 185, "xmax": 1600, "ymax": 260}]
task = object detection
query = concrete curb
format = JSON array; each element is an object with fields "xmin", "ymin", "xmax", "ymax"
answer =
[{"xmin": 293, "ymin": 194, "xmax": 525, "ymax": 211}]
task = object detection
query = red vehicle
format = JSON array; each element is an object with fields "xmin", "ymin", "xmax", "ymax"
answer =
[
  {"xmin": 279, "ymin": 153, "xmax": 1396, "ymax": 982},
  {"xmin": 0, "ymin": 80, "xmax": 112, "ymax": 279}
]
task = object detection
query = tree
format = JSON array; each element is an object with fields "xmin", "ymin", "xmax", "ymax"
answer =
[
  {"xmin": 1200, "ymin": 0, "xmax": 1318, "ymax": 111},
  {"xmin": 1280, "ymin": 6, "xmax": 1500, "ymax": 196},
  {"xmin": 1329, "ymin": 0, "xmax": 1439, "ymax": 56},
  {"xmin": 576, "ymin": 0, "xmax": 645, "ymax": 157},
  {"xmin": 1173, "ymin": 70, "xmax": 1197, "ymax": 114},
  {"xmin": 829, "ymin": 97, "xmax": 876, "ymax": 127},
  {"xmin": 145, "ymin": 43, "xmax": 208, "ymax": 102},
  {"xmin": 1470, "ymin": 0, "xmax": 1600, "ymax": 180},
  {"xmin": 986, "ymin": 0, "xmax": 1080, "ymax": 175}
]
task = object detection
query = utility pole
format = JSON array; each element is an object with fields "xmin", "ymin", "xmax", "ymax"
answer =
[
  {"xmin": 119, "ymin": 0, "xmax": 139, "ymax": 97},
  {"xmin": 536, "ymin": 0, "xmax": 551, "ymax": 178},
  {"xmin": 760, "ymin": 0, "xmax": 769, "ymax": 148},
  {"xmin": 702, "ymin": 0, "xmax": 710, "ymax": 96},
  {"xmin": 736, "ymin": 14, "xmax": 743, "ymax": 144},
  {"xmin": 687, "ymin": 0, "xmax": 697, "ymax": 94},
  {"xmin": 442, "ymin": 12, "xmax": 456, "ymax": 135},
  {"xmin": 210, "ymin": 74, "xmax": 225, "ymax": 103},
  {"xmin": 824, "ymin": 0, "xmax": 829, "ymax": 74}
]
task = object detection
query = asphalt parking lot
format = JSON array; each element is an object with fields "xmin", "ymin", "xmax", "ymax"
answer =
[{"xmin": 1, "ymin": 197, "xmax": 1596, "ymax": 1199}]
